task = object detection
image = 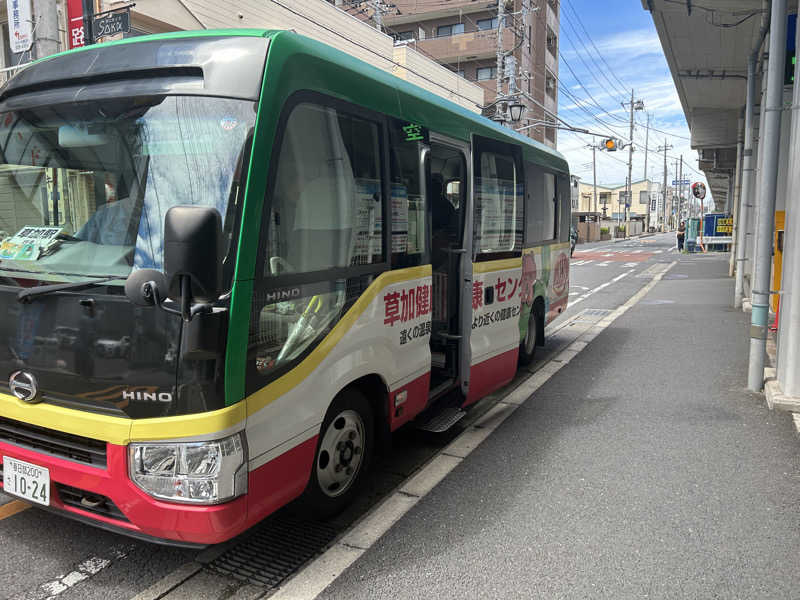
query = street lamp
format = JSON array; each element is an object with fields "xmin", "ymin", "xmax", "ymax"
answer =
[{"xmin": 508, "ymin": 102, "xmax": 525, "ymax": 122}]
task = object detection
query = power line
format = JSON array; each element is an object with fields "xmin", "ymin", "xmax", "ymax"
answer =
[{"xmin": 563, "ymin": 0, "xmax": 632, "ymax": 92}]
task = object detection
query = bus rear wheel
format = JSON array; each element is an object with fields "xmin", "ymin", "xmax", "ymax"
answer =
[
  {"xmin": 519, "ymin": 303, "xmax": 543, "ymax": 366},
  {"xmin": 300, "ymin": 389, "xmax": 374, "ymax": 518}
]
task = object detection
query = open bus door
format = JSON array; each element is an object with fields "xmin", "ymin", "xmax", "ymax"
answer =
[{"xmin": 427, "ymin": 136, "xmax": 473, "ymax": 403}]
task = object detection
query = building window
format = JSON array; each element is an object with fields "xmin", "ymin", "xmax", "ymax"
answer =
[
  {"xmin": 545, "ymin": 70, "xmax": 556, "ymax": 98},
  {"xmin": 437, "ymin": 23, "xmax": 464, "ymax": 37},
  {"xmin": 456, "ymin": 69, "xmax": 465, "ymax": 78},
  {"xmin": 394, "ymin": 30, "xmax": 414, "ymax": 41},
  {"xmin": 476, "ymin": 66, "xmax": 497, "ymax": 81},
  {"xmin": 477, "ymin": 17, "xmax": 498, "ymax": 30},
  {"xmin": 546, "ymin": 26, "xmax": 557, "ymax": 56}
]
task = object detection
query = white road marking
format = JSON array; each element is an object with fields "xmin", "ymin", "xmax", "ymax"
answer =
[
  {"xmin": 267, "ymin": 261, "xmax": 678, "ymax": 600},
  {"xmin": 612, "ymin": 270, "xmax": 632, "ymax": 282},
  {"xmin": 631, "ymin": 250, "xmax": 642, "ymax": 254},
  {"xmin": 653, "ymin": 249, "xmax": 663, "ymax": 254},
  {"xmin": 568, "ymin": 291, "xmax": 580, "ymax": 296},
  {"xmin": 596, "ymin": 261, "xmax": 610, "ymax": 267},
  {"xmin": 11, "ymin": 546, "xmax": 133, "ymax": 600},
  {"xmin": 623, "ymin": 262, "xmax": 638, "ymax": 268}
]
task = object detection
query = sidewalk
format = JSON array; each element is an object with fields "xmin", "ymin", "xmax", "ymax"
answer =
[{"xmin": 313, "ymin": 254, "xmax": 800, "ymax": 599}]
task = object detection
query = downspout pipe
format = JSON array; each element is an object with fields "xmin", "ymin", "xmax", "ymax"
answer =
[
  {"xmin": 729, "ymin": 108, "xmax": 744, "ymax": 278},
  {"xmin": 748, "ymin": 0, "xmax": 787, "ymax": 391},
  {"xmin": 735, "ymin": 0, "xmax": 770, "ymax": 308}
]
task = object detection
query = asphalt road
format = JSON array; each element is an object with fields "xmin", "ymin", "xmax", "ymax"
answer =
[{"xmin": 6, "ymin": 232, "xmax": 779, "ymax": 600}]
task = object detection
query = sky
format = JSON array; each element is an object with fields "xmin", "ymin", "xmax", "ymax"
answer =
[{"xmin": 553, "ymin": 0, "xmax": 707, "ymax": 196}]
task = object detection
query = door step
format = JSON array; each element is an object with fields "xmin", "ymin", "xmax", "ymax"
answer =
[{"xmin": 415, "ymin": 405, "xmax": 466, "ymax": 433}]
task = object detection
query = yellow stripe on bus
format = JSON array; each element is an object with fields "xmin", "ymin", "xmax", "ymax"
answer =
[
  {"xmin": 129, "ymin": 402, "xmax": 246, "ymax": 442},
  {"xmin": 0, "ymin": 392, "xmax": 131, "ymax": 445},
  {"xmin": 246, "ymin": 265, "xmax": 432, "ymax": 416},
  {"xmin": 472, "ymin": 258, "xmax": 522, "ymax": 274}
]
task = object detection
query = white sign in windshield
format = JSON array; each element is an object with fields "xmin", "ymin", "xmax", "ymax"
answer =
[
  {"xmin": 6, "ymin": 0, "xmax": 33, "ymax": 54},
  {"xmin": 0, "ymin": 226, "xmax": 61, "ymax": 261}
]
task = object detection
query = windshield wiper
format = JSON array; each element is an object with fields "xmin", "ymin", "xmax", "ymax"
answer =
[{"xmin": 17, "ymin": 277, "xmax": 117, "ymax": 303}]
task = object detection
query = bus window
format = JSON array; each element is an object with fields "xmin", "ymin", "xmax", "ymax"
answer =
[
  {"xmin": 524, "ymin": 163, "xmax": 558, "ymax": 244},
  {"xmin": 389, "ymin": 120, "xmax": 428, "ymax": 268},
  {"xmin": 249, "ymin": 101, "xmax": 386, "ymax": 385},
  {"xmin": 474, "ymin": 150, "xmax": 523, "ymax": 256}
]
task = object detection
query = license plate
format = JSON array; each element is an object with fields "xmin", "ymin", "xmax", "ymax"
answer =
[{"xmin": 2, "ymin": 456, "xmax": 49, "ymax": 506}]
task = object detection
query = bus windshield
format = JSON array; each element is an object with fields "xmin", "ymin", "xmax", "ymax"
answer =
[{"xmin": 0, "ymin": 95, "xmax": 256, "ymax": 285}]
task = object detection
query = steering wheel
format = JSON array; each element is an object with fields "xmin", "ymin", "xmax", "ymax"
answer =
[{"xmin": 269, "ymin": 256, "xmax": 295, "ymax": 275}]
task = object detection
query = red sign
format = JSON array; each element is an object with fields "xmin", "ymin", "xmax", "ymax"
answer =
[{"xmin": 67, "ymin": 0, "xmax": 85, "ymax": 48}]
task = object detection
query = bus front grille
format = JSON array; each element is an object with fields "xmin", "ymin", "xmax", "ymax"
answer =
[
  {"xmin": 56, "ymin": 484, "xmax": 129, "ymax": 522},
  {"xmin": 0, "ymin": 417, "xmax": 107, "ymax": 467}
]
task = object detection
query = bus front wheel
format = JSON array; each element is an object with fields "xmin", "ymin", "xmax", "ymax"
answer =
[{"xmin": 301, "ymin": 388, "xmax": 374, "ymax": 518}]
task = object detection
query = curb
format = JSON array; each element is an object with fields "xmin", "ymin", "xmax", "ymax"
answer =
[{"xmin": 763, "ymin": 372, "xmax": 800, "ymax": 438}]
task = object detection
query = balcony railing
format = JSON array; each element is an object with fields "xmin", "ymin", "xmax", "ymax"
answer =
[{"xmin": 414, "ymin": 28, "xmax": 515, "ymax": 64}]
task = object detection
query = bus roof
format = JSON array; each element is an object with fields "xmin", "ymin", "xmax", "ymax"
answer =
[{"xmin": 14, "ymin": 28, "xmax": 569, "ymax": 174}]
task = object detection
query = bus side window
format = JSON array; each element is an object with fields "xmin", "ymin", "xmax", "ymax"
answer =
[
  {"xmin": 389, "ymin": 120, "xmax": 429, "ymax": 268},
  {"xmin": 474, "ymin": 146, "xmax": 523, "ymax": 259},
  {"xmin": 524, "ymin": 163, "xmax": 557, "ymax": 244}
]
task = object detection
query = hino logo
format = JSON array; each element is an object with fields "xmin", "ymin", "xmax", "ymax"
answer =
[
  {"xmin": 264, "ymin": 287, "xmax": 301, "ymax": 303},
  {"xmin": 122, "ymin": 390, "xmax": 173, "ymax": 403},
  {"xmin": 9, "ymin": 371, "xmax": 41, "ymax": 403}
]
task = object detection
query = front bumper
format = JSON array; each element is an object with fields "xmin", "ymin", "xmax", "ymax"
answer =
[{"xmin": 0, "ymin": 440, "xmax": 249, "ymax": 545}]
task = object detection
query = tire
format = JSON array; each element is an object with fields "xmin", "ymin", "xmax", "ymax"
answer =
[
  {"xmin": 518, "ymin": 303, "xmax": 542, "ymax": 366},
  {"xmin": 298, "ymin": 388, "xmax": 374, "ymax": 519}
]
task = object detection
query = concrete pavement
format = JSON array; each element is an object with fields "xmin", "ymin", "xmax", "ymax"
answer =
[{"xmin": 314, "ymin": 252, "xmax": 800, "ymax": 599}]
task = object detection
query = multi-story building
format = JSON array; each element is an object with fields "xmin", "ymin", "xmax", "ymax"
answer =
[
  {"xmin": 344, "ymin": 0, "xmax": 560, "ymax": 148},
  {"xmin": 577, "ymin": 179, "xmax": 658, "ymax": 220}
]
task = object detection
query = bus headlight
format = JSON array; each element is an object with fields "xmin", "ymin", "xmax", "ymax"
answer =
[{"xmin": 129, "ymin": 433, "xmax": 247, "ymax": 504}]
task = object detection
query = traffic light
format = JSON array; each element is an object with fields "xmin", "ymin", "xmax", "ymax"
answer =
[{"xmin": 603, "ymin": 138, "xmax": 617, "ymax": 151}]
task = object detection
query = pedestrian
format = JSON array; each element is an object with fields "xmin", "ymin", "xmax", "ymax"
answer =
[
  {"xmin": 569, "ymin": 224, "xmax": 578, "ymax": 257},
  {"xmin": 677, "ymin": 220, "xmax": 686, "ymax": 252}
]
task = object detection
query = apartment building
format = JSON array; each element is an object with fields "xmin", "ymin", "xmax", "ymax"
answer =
[{"xmin": 342, "ymin": 0, "xmax": 560, "ymax": 148}]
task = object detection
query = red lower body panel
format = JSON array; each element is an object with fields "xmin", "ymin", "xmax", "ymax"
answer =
[
  {"xmin": 388, "ymin": 371, "xmax": 431, "ymax": 431},
  {"xmin": 0, "ymin": 434, "xmax": 318, "ymax": 545},
  {"xmin": 463, "ymin": 347, "xmax": 519, "ymax": 407}
]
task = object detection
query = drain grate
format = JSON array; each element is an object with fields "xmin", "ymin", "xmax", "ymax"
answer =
[{"xmin": 205, "ymin": 514, "xmax": 340, "ymax": 589}]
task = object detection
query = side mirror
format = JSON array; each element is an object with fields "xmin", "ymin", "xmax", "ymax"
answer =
[{"xmin": 164, "ymin": 206, "xmax": 223, "ymax": 319}]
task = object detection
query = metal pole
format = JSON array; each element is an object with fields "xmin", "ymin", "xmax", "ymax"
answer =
[
  {"xmin": 748, "ymin": 0, "xmax": 787, "ymax": 391},
  {"xmin": 626, "ymin": 89, "xmax": 634, "ymax": 238},
  {"xmin": 735, "ymin": 51, "xmax": 761, "ymax": 307},
  {"xmin": 777, "ymin": 14, "xmax": 800, "ymax": 396},
  {"xmin": 730, "ymin": 109, "xmax": 745, "ymax": 277}
]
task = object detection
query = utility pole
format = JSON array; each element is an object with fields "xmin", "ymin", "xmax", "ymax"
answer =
[
  {"xmin": 626, "ymin": 90, "xmax": 635, "ymax": 238},
  {"xmin": 82, "ymin": 0, "xmax": 94, "ymax": 46},
  {"xmin": 678, "ymin": 155, "xmax": 684, "ymax": 222},
  {"xmin": 495, "ymin": 0, "xmax": 506, "ymax": 124},
  {"xmin": 643, "ymin": 112, "xmax": 650, "ymax": 181},
  {"xmin": 585, "ymin": 142, "xmax": 598, "ymax": 214},
  {"xmin": 370, "ymin": 1, "xmax": 384, "ymax": 32},
  {"xmin": 657, "ymin": 139, "xmax": 673, "ymax": 232},
  {"xmin": 31, "ymin": 0, "xmax": 60, "ymax": 60},
  {"xmin": 623, "ymin": 90, "xmax": 643, "ymax": 238},
  {"xmin": 674, "ymin": 157, "xmax": 679, "ymax": 229}
]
